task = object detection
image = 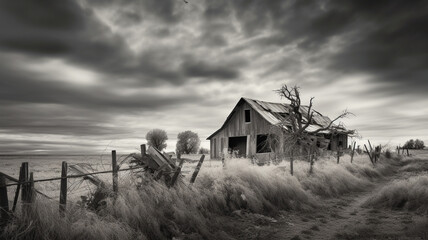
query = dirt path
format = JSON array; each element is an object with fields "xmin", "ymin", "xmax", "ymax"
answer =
[
  {"xmin": 224, "ymin": 156, "xmax": 428, "ymax": 240},
  {"xmin": 267, "ymin": 164, "xmax": 426, "ymax": 240},
  {"xmin": 266, "ymin": 177, "xmax": 393, "ymax": 240}
]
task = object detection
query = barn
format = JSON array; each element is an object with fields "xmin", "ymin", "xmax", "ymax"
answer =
[{"xmin": 207, "ymin": 98, "xmax": 349, "ymax": 159}]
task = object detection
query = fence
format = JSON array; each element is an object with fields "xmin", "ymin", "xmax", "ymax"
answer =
[{"xmin": 0, "ymin": 144, "xmax": 206, "ymax": 226}]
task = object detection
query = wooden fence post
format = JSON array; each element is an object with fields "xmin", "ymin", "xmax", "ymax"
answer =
[
  {"xmin": 290, "ymin": 153, "xmax": 294, "ymax": 176},
  {"xmin": 140, "ymin": 144, "xmax": 146, "ymax": 156},
  {"xmin": 28, "ymin": 172, "xmax": 34, "ymax": 204},
  {"xmin": 351, "ymin": 142, "xmax": 356, "ymax": 163},
  {"xmin": 12, "ymin": 165, "xmax": 24, "ymax": 212},
  {"xmin": 397, "ymin": 146, "xmax": 400, "ymax": 155},
  {"xmin": 59, "ymin": 161, "xmax": 67, "ymax": 215},
  {"xmin": 0, "ymin": 174, "xmax": 10, "ymax": 225},
  {"xmin": 368, "ymin": 140, "xmax": 373, "ymax": 152},
  {"xmin": 190, "ymin": 155, "xmax": 205, "ymax": 184},
  {"xmin": 406, "ymin": 148, "xmax": 409, "ymax": 156},
  {"xmin": 21, "ymin": 162, "xmax": 29, "ymax": 215},
  {"xmin": 364, "ymin": 144, "xmax": 374, "ymax": 166},
  {"xmin": 337, "ymin": 148, "xmax": 340, "ymax": 164},
  {"xmin": 170, "ymin": 158, "xmax": 184, "ymax": 187},
  {"xmin": 309, "ymin": 152, "xmax": 314, "ymax": 174},
  {"xmin": 112, "ymin": 150, "xmax": 118, "ymax": 194}
]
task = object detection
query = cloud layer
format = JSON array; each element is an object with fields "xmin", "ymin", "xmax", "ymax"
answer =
[{"xmin": 0, "ymin": 0, "xmax": 427, "ymax": 154}]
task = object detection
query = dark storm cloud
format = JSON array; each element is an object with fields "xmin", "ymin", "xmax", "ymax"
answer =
[
  {"xmin": 0, "ymin": 61, "xmax": 203, "ymax": 110},
  {"xmin": 182, "ymin": 57, "xmax": 241, "ymax": 80},
  {"xmin": 0, "ymin": 0, "xmax": 135, "ymax": 75},
  {"xmin": 0, "ymin": 0, "xmax": 242, "ymax": 86},
  {"xmin": 330, "ymin": 1, "xmax": 428, "ymax": 92},
  {"xmin": 219, "ymin": 0, "xmax": 428, "ymax": 93}
]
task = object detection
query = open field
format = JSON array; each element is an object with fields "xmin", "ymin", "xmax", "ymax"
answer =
[{"xmin": 1, "ymin": 150, "xmax": 427, "ymax": 239}]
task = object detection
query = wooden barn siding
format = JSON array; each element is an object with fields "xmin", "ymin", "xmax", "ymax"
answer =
[{"xmin": 210, "ymin": 101, "xmax": 273, "ymax": 158}]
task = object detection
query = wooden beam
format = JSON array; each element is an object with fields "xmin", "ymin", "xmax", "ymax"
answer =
[{"xmin": 146, "ymin": 146, "xmax": 172, "ymax": 169}]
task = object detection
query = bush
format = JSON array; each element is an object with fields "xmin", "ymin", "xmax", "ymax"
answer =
[
  {"xmin": 403, "ymin": 139, "xmax": 425, "ymax": 149},
  {"xmin": 176, "ymin": 130, "xmax": 200, "ymax": 154},
  {"xmin": 385, "ymin": 149, "xmax": 392, "ymax": 159},
  {"xmin": 146, "ymin": 129, "xmax": 168, "ymax": 151},
  {"xmin": 198, "ymin": 147, "xmax": 209, "ymax": 154}
]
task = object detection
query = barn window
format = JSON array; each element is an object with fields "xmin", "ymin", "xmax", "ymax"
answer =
[
  {"xmin": 256, "ymin": 135, "xmax": 271, "ymax": 153},
  {"xmin": 244, "ymin": 109, "xmax": 251, "ymax": 123}
]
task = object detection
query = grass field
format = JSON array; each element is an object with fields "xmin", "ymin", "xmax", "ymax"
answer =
[{"xmin": 1, "ymin": 150, "xmax": 427, "ymax": 240}]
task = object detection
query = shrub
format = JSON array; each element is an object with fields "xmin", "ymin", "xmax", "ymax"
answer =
[
  {"xmin": 176, "ymin": 130, "xmax": 200, "ymax": 154},
  {"xmin": 198, "ymin": 147, "xmax": 209, "ymax": 154},
  {"xmin": 385, "ymin": 149, "xmax": 392, "ymax": 159},
  {"xmin": 403, "ymin": 139, "xmax": 425, "ymax": 149},
  {"xmin": 146, "ymin": 129, "xmax": 168, "ymax": 151}
]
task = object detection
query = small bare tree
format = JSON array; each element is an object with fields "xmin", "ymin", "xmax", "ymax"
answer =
[{"xmin": 272, "ymin": 85, "xmax": 355, "ymax": 175}]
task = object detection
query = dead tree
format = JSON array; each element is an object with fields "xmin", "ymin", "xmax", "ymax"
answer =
[{"xmin": 272, "ymin": 85, "xmax": 355, "ymax": 175}]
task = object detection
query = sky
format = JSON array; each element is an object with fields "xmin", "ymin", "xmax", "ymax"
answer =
[{"xmin": 0, "ymin": 0, "xmax": 427, "ymax": 154}]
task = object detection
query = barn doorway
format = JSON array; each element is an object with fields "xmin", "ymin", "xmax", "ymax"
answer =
[{"xmin": 228, "ymin": 136, "xmax": 247, "ymax": 158}]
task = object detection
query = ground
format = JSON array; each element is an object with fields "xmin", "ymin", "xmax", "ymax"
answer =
[
  {"xmin": 220, "ymin": 150, "xmax": 428, "ymax": 240},
  {"xmin": 1, "ymin": 150, "xmax": 427, "ymax": 240}
]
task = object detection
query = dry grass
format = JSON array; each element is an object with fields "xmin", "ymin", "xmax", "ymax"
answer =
[
  {"xmin": 364, "ymin": 175, "xmax": 428, "ymax": 213},
  {"xmin": 1, "ymin": 153, "xmax": 404, "ymax": 240}
]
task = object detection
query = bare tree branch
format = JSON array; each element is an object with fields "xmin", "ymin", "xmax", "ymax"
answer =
[{"xmin": 273, "ymin": 84, "xmax": 355, "ymax": 160}]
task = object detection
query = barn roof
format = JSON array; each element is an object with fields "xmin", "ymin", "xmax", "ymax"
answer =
[{"xmin": 207, "ymin": 97, "xmax": 347, "ymax": 140}]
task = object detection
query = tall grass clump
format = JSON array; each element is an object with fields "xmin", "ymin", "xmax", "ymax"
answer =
[
  {"xmin": 294, "ymin": 159, "xmax": 371, "ymax": 197},
  {"xmin": 1, "ymin": 196, "xmax": 140, "ymax": 240},
  {"xmin": 197, "ymin": 160, "xmax": 319, "ymax": 214},
  {"xmin": 293, "ymin": 153, "xmax": 401, "ymax": 197},
  {"xmin": 364, "ymin": 175, "xmax": 428, "ymax": 213}
]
